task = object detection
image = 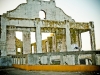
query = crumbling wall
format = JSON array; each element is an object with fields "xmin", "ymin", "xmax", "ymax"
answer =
[
  {"xmin": 6, "ymin": 30, "xmax": 16, "ymax": 55},
  {"xmin": 6, "ymin": 0, "xmax": 73, "ymax": 22}
]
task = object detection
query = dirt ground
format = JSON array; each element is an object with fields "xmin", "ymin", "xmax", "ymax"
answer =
[{"xmin": 0, "ymin": 68, "xmax": 100, "ymax": 75}]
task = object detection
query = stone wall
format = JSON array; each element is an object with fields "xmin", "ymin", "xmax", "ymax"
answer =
[
  {"xmin": 0, "ymin": 56, "xmax": 12, "ymax": 67},
  {"xmin": 7, "ymin": 0, "xmax": 73, "ymax": 22}
]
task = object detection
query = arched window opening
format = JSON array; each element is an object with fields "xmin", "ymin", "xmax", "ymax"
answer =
[{"xmin": 39, "ymin": 10, "xmax": 46, "ymax": 20}]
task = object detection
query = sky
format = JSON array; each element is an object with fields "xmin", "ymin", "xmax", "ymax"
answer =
[{"xmin": 0, "ymin": 0, "xmax": 100, "ymax": 50}]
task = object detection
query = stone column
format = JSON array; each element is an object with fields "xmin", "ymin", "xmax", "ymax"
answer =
[
  {"xmin": 52, "ymin": 35, "xmax": 55, "ymax": 52},
  {"xmin": 75, "ymin": 30, "xmax": 79, "ymax": 46},
  {"xmin": 7, "ymin": 29, "xmax": 16, "ymax": 55},
  {"xmin": 23, "ymin": 31, "xmax": 31, "ymax": 54},
  {"xmin": 0, "ymin": 16, "xmax": 7, "ymax": 56},
  {"xmin": 75, "ymin": 55, "xmax": 79, "ymax": 65},
  {"xmin": 47, "ymin": 54, "xmax": 50, "ymax": 65},
  {"xmin": 47, "ymin": 37, "xmax": 52, "ymax": 52},
  {"xmin": 61, "ymin": 29, "xmax": 66, "ymax": 52},
  {"xmin": 42, "ymin": 40, "xmax": 47, "ymax": 53},
  {"xmin": 89, "ymin": 22, "xmax": 96, "ymax": 50},
  {"xmin": 55, "ymin": 29, "xmax": 59, "ymax": 52},
  {"xmin": 60, "ymin": 54, "xmax": 64, "ymax": 65},
  {"xmin": 75, "ymin": 30, "xmax": 82, "ymax": 51},
  {"xmin": 65, "ymin": 20, "xmax": 71, "ymax": 51},
  {"xmin": 35, "ymin": 18, "xmax": 42, "ymax": 53},
  {"xmin": 52, "ymin": 33, "xmax": 56, "ymax": 52},
  {"xmin": 89, "ymin": 21, "xmax": 96, "ymax": 65},
  {"xmin": 78, "ymin": 31, "xmax": 82, "ymax": 51}
]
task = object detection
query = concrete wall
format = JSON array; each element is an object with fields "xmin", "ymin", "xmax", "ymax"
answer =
[
  {"xmin": 0, "ymin": 0, "xmax": 97, "ymax": 67},
  {"xmin": 7, "ymin": 0, "xmax": 73, "ymax": 21},
  {"xmin": 27, "ymin": 54, "xmax": 75, "ymax": 65},
  {"xmin": 6, "ymin": 30, "xmax": 16, "ymax": 55},
  {"xmin": 96, "ymin": 54, "xmax": 100, "ymax": 65},
  {"xmin": 27, "ymin": 54, "xmax": 39, "ymax": 65},
  {"xmin": 0, "ymin": 56, "xmax": 12, "ymax": 67},
  {"xmin": 64, "ymin": 55, "xmax": 75, "ymax": 65},
  {"xmin": 12, "ymin": 51, "xmax": 100, "ymax": 65}
]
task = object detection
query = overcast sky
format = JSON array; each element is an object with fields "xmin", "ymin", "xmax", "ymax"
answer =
[{"xmin": 0, "ymin": 0, "xmax": 100, "ymax": 50}]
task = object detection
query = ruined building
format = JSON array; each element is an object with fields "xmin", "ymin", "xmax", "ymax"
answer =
[{"xmin": 0, "ymin": 0, "xmax": 100, "ymax": 71}]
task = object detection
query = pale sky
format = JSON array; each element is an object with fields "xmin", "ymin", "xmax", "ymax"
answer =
[{"xmin": 0, "ymin": 0, "xmax": 100, "ymax": 50}]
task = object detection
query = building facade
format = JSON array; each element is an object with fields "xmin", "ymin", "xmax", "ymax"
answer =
[{"xmin": 0, "ymin": 0, "xmax": 99, "ymax": 66}]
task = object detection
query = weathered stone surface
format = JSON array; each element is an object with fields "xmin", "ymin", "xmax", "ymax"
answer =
[
  {"xmin": 27, "ymin": 54, "xmax": 39, "ymax": 65},
  {"xmin": 0, "ymin": 0, "xmax": 98, "ymax": 66},
  {"xmin": 0, "ymin": 56, "xmax": 12, "ymax": 67}
]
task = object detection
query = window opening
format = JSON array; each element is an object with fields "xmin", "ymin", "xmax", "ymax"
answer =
[{"xmin": 39, "ymin": 10, "xmax": 46, "ymax": 20}]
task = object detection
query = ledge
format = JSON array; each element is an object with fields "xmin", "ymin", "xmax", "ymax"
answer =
[{"xmin": 13, "ymin": 64, "xmax": 100, "ymax": 72}]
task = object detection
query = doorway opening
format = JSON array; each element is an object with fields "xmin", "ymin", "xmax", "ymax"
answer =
[
  {"xmin": 31, "ymin": 32, "xmax": 36, "ymax": 53},
  {"xmin": 81, "ymin": 31, "xmax": 91, "ymax": 50}
]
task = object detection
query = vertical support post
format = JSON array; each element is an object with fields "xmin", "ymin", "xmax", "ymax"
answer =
[
  {"xmin": 12, "ymin": 56, "xmax": 13, "ymax": 64},
  {"xmin": 47, "ymin": 54, "xmax": 50, "ymax": 65},
  {"xmin": 78, "ymin": 31, "xmax": 82, "ymax": 51},
  {"xmin": 31, "ymin": 45, "xmax": 32, "ymax": 54},
  {"xmin": 73, "ymin": 30, "xmax": 81, "ymax": 51},
  {"xmin": 89, "ymin": 22, "xmax": 96, "ymax": 50},
  {"xmin": 20, "ymin": 57, "xmax": 22, "ymax": 64},
  {"xmin": 15, "ymin": 56, "xmax": 16, "ymax": 64},
  {"xmin": 89, "ymin": 21, "xmax": 96, "ymax": 65},
  {"xmin": 17, "ymin": 57, "xmax": 18, "ymax": 64},
  {"xmin": 23, "ymin": 31, "xmax": 31, "ymax": 54},
  {"xmin": 65, "ymin": 20, "xmax": 71, "ymax": 51},
  {"xmin": 13, "ymin": 57, "xmax": 14, "ymax": 64},
  {"xmin": 15, "ymin": 57, "xmax": 17, "ymax": 64},
  {"xmin": 75, "ymin": 54, "xmax": 78, "ymax": 65},
  {"xmin": 47, "ymin": 37, "xmax": 52, "ymax": 52},
  {"xmin": 0, "ymin": 50, "xmax": 1, "ymax": 57},
  {"xmin": 19, "ymin": 57, "xmax": 21, "ymax": 65},
  {"xmin": 61, "ymin": 28, "xmax": 66, "ymax": 52},
  {"xmin": 53, "ymin": 33, "xmax": 56, "ymax": 52},
  {"xmin": 1, "ymin": 21, "xmax": 6, "ymax": 56},
  {"xmin": 21, "ymin": 57, "xmax": 23, "ymax": 64},
  {"xmin": 35, "ymin": 18, "xmax": 42, "ymax": 53},
  {"xmin": 92, "ymin": 53, "xmax": 96, "ymax": 65},
  {"xmin": 52, "ymin": 35, "xmax": 54, "ymax": 52},
  {"xmin": 15, "ymin": 58, "xmax": 16, "ymax": 64},
  {"xmin": 60, "ymin": 54, "xmax": 64, "ymax": 65},
  {"xmin": 25, "ymin": 56, "xmax": 28, "ymax": 64},
  {"xmin": 13, "ymin": 57, "xmax": 15, "ymax": 64},
  {"xmin": 75, "ymin": 30, "xmax": 79, "ymax": 47}
]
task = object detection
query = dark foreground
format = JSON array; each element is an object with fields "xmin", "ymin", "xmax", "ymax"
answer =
[{"xmin": 0, "ymin": 68, "xmax": 100, "ymax": 75}]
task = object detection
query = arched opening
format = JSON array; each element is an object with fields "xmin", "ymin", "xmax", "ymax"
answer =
[{"xmin": 39, "ymin": 10, "xmax": 46, "ymax": 20}]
